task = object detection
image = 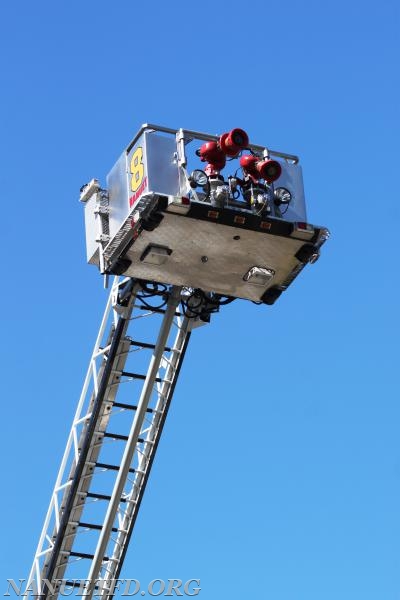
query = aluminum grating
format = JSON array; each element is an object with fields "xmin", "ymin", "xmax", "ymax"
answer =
[{"xmin": 121, "ymin": 213, "xmax": 307, "ymax": 301}]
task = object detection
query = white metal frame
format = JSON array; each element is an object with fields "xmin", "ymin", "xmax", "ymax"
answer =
[{"xmin": 27, "ymin": 278, "xmax": 195, "ymax": 600}]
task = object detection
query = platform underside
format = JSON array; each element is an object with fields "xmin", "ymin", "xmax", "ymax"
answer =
[{"xmin": 121, "ymin": 212, "xmax": 309, "ymax": 302}]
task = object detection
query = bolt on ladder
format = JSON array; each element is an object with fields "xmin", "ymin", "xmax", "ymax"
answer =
[{"xmin": 27, "ymin": 277, "xmax": 197, "ymax": 600}]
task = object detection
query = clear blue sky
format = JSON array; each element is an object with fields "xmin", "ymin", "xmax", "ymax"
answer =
[{"xmin": 1, "ymin": 1, "xmax": 399, "ymax": 599}]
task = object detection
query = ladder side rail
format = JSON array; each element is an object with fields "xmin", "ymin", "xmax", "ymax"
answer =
[
  {"xmin": 37, "ymin": 281, "xmax": 139, "ymax": 599},
  {"xmin": 48, "ymin": 337, "xmax": 132, "ymax": 586},
  {"xmin": 41, "ymin": 303, "xmax": 135, "ymax": 596},
  {"xmin": 26, "ymin": 278, "xmax": 119, "ymax": 594},
  {"xmin": 49, "ymin": 300, "xmax": 188, "ymax": 596},
  {"xmin": 83, "ymin": 287, "xmax": 182, "ymax": 600},
  {"xmin": 101, "ymin": 315, "xmax": 193, "ymax": 599}
]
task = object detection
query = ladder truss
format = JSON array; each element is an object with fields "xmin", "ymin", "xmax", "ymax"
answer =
[{"xmin": 27, "ymin": 277, "xmax": 196, "ymax": 600}]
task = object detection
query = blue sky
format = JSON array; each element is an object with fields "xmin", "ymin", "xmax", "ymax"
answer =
[{"xmin": 1, "ymin": 1, "xmax": 399, "ymax": 599}]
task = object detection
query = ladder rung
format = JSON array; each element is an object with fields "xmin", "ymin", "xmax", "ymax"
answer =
[
  {"xmin": 79, "ymin": 522, "xmax": 118, "ymax": 533},
  {"xmin": 63, "ymin": 579, "xmax": 103, "ymax": 595},
  {"xmin": 96, "ymin": 461, "xmax": 135, "ymax": 474},
  {"xmin": 103, "ymin": 433, "xmax": 146, "ymax": 443},
  {"xmin": 103, "ymin": 432, "xmax": 129, "ymax": 441},
  {"xmin": 120, "ymin": 371, "xmax": 163, "ymax": 383},
  {"xmin": 64, "ymin": 581, "xmax": 103, "ymax": 591},
  {"xmin": 113, "ymin": 401, "xmax": 154, "ymax": 413},
  {"xmin": 130, "ymin": 339, "xmax": 172, "ymax": 352},
  {"xmin": 86, "ymin": 492, "xmax": 127, "ymax": 503},
  {"xmin": 138, "ymin": 306, "xmax": 182, "ymax": 316},
  {"xmin": 69, "ymin": 551, "xmax": 108, "ymax": 561},
  {"xmin": 64, "ymin": 581, "xmax": 84, "ymax": 589}
]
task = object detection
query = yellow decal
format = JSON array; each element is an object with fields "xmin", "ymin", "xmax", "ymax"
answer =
[{"xmin": 130, "ymin": 147, "xmax": 145, "ymax": 192}]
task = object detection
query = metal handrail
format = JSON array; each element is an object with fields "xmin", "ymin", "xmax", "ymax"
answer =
[{"xmin": 125, "ymin": 123, "xmax": 299, "ymax": 163}]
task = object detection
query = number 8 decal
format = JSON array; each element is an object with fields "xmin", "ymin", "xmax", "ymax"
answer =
[{"xmin": 130, "ymin": 147, "xmax": 144, "ymax": 192}]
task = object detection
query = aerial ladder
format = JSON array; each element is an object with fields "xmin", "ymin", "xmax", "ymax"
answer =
[{"xmin": 26, "ymin": 125, "xmax": 329, "ymax": 600}]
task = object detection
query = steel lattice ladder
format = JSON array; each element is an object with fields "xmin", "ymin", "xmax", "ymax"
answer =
[{"xmin": 27, "ymin": 277, "xmax": 197, "ymax": 600}]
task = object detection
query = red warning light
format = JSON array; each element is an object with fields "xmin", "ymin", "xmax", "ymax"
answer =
[
  {"xmin": 219, "ymin": 128, "xmax": 249, "ymax": 157},
  {"xmin": 240, "ymin": 154, "xmax": 281, "ymax": 183},
  {"xmin": 197, "ymin": 141, "xmax": 226, "ymax": 171},
  {"xmin": 256, "ymin": 159, "xmax": 282, "ymax": 183},
  {"xmin": 239, "ymin": 154, "xmax": 259, "ymax": 175}
]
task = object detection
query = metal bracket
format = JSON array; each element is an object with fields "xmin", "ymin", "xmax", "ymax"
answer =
[
  {"xmin": 176, "ymin": 128, "xmax": 187, "ymax": 168},
  {"xmin": 111, "ymin": 279, "xmax": 136, "ymax": 318}
]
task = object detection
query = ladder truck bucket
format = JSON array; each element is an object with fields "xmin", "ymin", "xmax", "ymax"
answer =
[{"xmin": 80, "ymin": 124, "xmax": 329, "ymax": 305}]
